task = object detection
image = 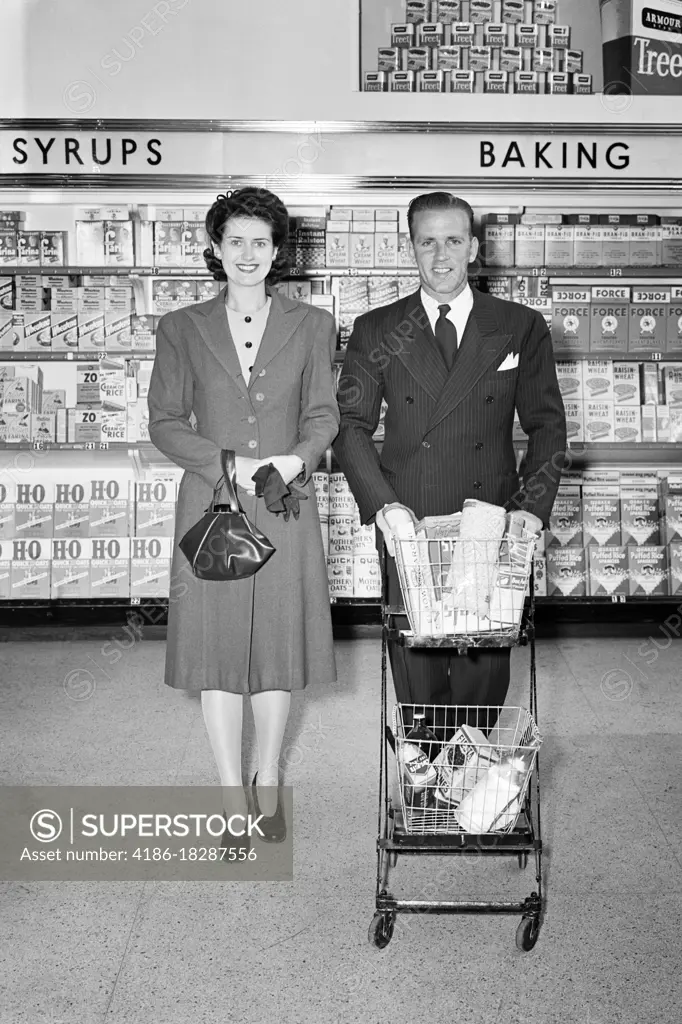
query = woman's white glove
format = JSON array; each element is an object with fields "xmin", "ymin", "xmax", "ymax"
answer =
[
  {"xmin": 233, "ymin": 456, "xmax": 262, "ymax": 491},
  {"xmin": 375, "ymin": 504, "xmax": 417, "ymax": 558}
]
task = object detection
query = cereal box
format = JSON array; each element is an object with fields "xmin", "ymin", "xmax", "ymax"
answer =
[
  {"xmin": 327, "ymin": 554, "xmax": 354, "ymax": 597},
  {"xmin": 17, "ymin": 231, "xmax": 41, "ymax": 266},
  {"xmin": 600, "ymin": 214, "xmax": 631, "ymax": 266},
  {"xmin": 551, "ymin": 288, "xmax": 590, "ymax": 355},
  {"xmin": 614, "ymin": 405, "xmax": 642, "ymax": 444},
  {"xmin": 629, "ymin": 287, "xmax": 669, "ymax": 355},
  {"xmin": 374, "ymin": 232, "xmax": 398, "ymax": 268},
  {"xmin": 563, "ymin": 400, "xmax": 584, "ymax": 444},
  {"xmin": 669, "ymin": 407, "xmax": 682, "ymax": 443},
  {"xmin": 620, "ymin": 487, "xmax": 660, "ymax": 545},
  {"xmin": 555, "ymin": 359, "xmax": 583, "ymax": 400},
  {"xmin": 14, "ymin": 477, "xmax": 55, "ymax": 540},
  {"xmin": 0, "ymin": 227, "xmax": 18, "ymax": 265},
  {"xmin": 88, "ymin": 472, "xmax": 132, "ymax": 538},
  {"xmin": 326, "ymin": 232, "xmax": 350, "ymax": 269},
  {"xmin": 641, "ymin": 405, "xmax": 657, "ymax": 441},
  {"xmin": 53, "ymin": 477, "xmax": 91, "ymax": 539},
  {"xmin": 584, "ymin": 400, "xmax": 615, "ymax": 443},
  {"xmin": 546, "ymin": 547, "xmax": 587, "ymax": 597},
  {"xmin": 582, "ymin": 487, "xmax": 621, "ymax": 546},
  {"xmin": 40, "ymin": 232, "xmax": 67, "ymax": 267},
  {"xmin": 90, "ymin": 536, "xmax": 130, "ymax": 598},
  {"xmin": 667, "ymin": 286, "xmax": 682, "ymax": 354},
  {"xmin": 11, "ymin": 537, "xmax": 51, "ymax": 600},
  {"xmin": 135, "ymin": 479, "xmax": 176, "ymax": 538},
  {"xmin": 0, "ymin": 479, "xmax": 16, "ymax": 540},
  {"xmin": 661, "ymin": 217, "xmax": 682, "ymax": 267},
  {"xmin": 483, "ymin": 213, "xmax": 519, "ymax": 267},
  {"xmin": 103, "ymin": 222, "xmax": 134, "ymax": 266},
  {"xmin": 583, "ymin": 360, "xmax": 615, "ymax": 402},
  {"xmin": 50, "ymin": 312, "xmax": 78, "ymax": 352},
  {"xmin": 0, "ymin": 540, "xmax": 11, "ymax": 599},
  {"xmin": 350, "ymin": 234, "xmax": 375, "ymax": 270},
  {"xmin": 613, "ymin": 363, "xmax": 640, "ymax": 405},
  {"xmin": 588, "ymin": 545, "xmax": 628, "ymax": 596},
  {"xmin": 628, "ymin": 545, "xmax": 667, "ymax": 597},
  {"xmin": 669, "ymin": 542, "xmax": 682, "ymax": 595},
  {"xmin": 50, "ymin": 537, "xmax": 91, "ymax": 599},
  {"xmin": 664, "ymin": 365, "xmax": 682, "ymax": 405},
  {"xmin": 663, "ymin": 492, "xmax": 682, "ymax": 545},
  {"xmin": 546, "ymin": 494, "xmax": 582, "ymax": 547},
  {"xmin": 353, "ymin": 554, "xmax": 382, "ymax": 597},
  {"xmin": 589, "ymin": 286, "xmax": 630, "ymax": 356},
  {"xmin": 131, "ymin": 314, "xmax": 155, "ymax": 352}
]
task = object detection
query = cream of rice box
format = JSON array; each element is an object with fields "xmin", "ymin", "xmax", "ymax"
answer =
[
  {"xmin": 590, "ymin": 286, "xmax": 630, "ymax": 356},
  {"xmin": 628, "ymin": 287, "xmax": 669, "ymax": 354}
]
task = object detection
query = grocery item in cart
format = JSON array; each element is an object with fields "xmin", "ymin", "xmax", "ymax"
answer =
[
  {"xmin": 455, "ymin": 755, "xmax": 528, "ymax": 833},
  {"xmin": 401, "ymin": 742, "xmax": 438, "ymax": 809},
  {"xmin": 405, "ymin": 712, "xmax": 438, "ymax": 760},
  {"xmin": 447, "ymin": 500, "xmax": 506, "ymax": 618},
  {"xmin": 434, "ymin": 725, "xmax": 500, "ymax": 806}
]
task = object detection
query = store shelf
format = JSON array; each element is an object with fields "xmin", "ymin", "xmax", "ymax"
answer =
[{"xmin": 3, "ymin": 265, "xmax": 682, "ymax": 278}]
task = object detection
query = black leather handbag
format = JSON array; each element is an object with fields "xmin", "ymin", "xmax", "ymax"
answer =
[{"xmin": 179, "ymin": 449, "xmax": 275, "ymax": 581}]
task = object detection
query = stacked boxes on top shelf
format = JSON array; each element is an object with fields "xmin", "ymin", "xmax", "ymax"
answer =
[
  {"xmin": 0, "ymin": 464, "xmax": 181, "ymax": 600},
  {"xmin": 365, "ymin": 0, "xmax": 590, "ymax": 94},
  {"xmin": 533, "ymin": 470, "xmax": 682, "ymax": 599}
]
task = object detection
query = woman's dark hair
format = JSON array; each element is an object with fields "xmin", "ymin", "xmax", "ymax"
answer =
[
  {"xmin": 407, "ymin": 192, "xmax": 475, "ymax": 239},
  {"xmin": 203, "ymin": 187, "xmax": 290, "ymax": 283}
]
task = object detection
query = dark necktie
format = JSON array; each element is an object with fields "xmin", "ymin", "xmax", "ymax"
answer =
[{"xmin": 434, "ymin": 304, "xmax": 458, "ymax": 370}]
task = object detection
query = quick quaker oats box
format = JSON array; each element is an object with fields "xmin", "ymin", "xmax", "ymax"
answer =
[
  {"xmin": 628, "ymin": 286, "xmax": 669, "ymax": 354},
  {"xmin": 588, "ymin": 545, "xmax": 628, "ymax": 596},
  {"xmin": 551, "ymin": 288, "xmax": 591, "ymax": 356},
  {"xmin": 546, "ymin": 547, "xmax": 587, "ymax": 597},
  {"xmin": 628, "ymin": 545, "xmax": 667, "ymax": 597},
  {"xmin": 589, "ymin": 286, "xmax": 630, "ymax": 356}
]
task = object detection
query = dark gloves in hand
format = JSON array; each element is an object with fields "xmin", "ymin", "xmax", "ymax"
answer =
[{"xmin": 252, "ymin": 464, "xmax": 308, "ymax": 522}]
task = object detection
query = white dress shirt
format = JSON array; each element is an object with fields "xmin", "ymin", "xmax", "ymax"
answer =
[
  {"xmin": 420, "ymin": 284, "xmax": 473, "ymax": 347},
  {"xmin": 226, "ymin": 297, "xmax": 271, "ymax": 385}
]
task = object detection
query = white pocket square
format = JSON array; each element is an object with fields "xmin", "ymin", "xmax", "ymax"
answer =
[{"xmin": 497, "ymin": 353, "xmax": 519, "ymax": 371}]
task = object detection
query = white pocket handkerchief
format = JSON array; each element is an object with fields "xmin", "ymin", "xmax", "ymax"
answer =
[{"xmin": 497, "ymin": 352, "xmax": 519, "ymax": 371}]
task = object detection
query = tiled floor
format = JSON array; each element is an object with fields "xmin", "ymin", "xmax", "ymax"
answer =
[{"xmin": 0, "ymin": 632, "xmax": 680, "ymax": 1024}]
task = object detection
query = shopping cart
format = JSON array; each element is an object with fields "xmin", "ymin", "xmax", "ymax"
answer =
[{"xmin": 369, "ymin": 527, "xmax": 543, "ymax": 952}]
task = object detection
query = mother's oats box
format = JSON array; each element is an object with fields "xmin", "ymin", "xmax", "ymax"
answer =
[
  {"xmin": 628, "ymin": 286, "xmax": 669, "ymax": 354},
  {"xmin": 588, "ymin": 545, "xmax": 628, "ymax": 596},
  {"xmin": 551, "ymin": 287, "xmax": 590, "ymax": 355},
  {"xmin": 589, "ymin": 285, "xmax": 629, "ymax": 356},
  {"xmin": 546, "ymin": 547, "xmax": 586, "ymax": 597},
  {"xmin": 628, "ymin": 545, "xmax": 667, "ymax": 597}
]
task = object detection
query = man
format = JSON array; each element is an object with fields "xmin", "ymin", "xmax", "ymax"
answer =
[{"xmin": 333, "ymin": 192, "xmax": 566, "ymax": 726}]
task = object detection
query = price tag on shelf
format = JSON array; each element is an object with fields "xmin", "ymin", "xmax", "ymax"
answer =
[
  {"xmin": 611, "ymin": 594, "xmax": 626, "ymax": 603},
  {"xmin": 531, "ymin": 267, "xmax": 548, "ymax": 277},
  {"xmin": 85, "ymin": 442, "xmax": 95, "ymax": 450},
  {"xmin": 650, "ymin": 352, "xmax": 662, "ymax": 361},
  {"xmin": 99, "ymin": 442, "xmax": 109, "ymax": 450},
  {"xmin": 609, "ymin": 268, "xmax": 623, "ymax": 277},
  {"xmin": 131, "ymin": 597, "xmax": 141, "ymax": 605}
]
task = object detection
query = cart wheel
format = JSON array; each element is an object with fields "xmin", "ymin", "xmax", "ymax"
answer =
[
  {"xmin": 515, "ymin": 916, "xmax": 539, "ymax": 952},
  {"xmin": 518, "ymin": 851, "xmax": 528, "ymax": 870},
  {"xmin": 369, "ymin": 912, "xmax": 395, "ymax": 949}
]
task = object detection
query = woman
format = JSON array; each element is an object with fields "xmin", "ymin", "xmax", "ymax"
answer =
[{"xmin": 147, "ymin": 187, "xmax": 339, "ymax": 846}]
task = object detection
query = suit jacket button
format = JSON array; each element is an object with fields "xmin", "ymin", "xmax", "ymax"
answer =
[
  {"xmin": 422, "ymin": 441, "xmax": 431, "ymax": 448},
  {"xmin": 473, "ymin": 481, "xmax": 482, "ymax": 489},
  {"xmin": 475, "ymin": 442, "xmax": 483, "ymax": 450},
  {"xmin": 248, "ymin": 440, "xmax": 257, "ymax": 449},
  {"xmin": 486, "ymin": 395, "xmax": 494, "ymax": 403},
  {"xmin": 406, "ymin": 396, "xmax": 414, "ymax": 404}
]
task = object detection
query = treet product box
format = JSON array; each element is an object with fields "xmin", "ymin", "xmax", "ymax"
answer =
[
  {"xmin": 589, "ymin": 286, "xmax": 630, "ymax": 356},
  {"xmin": 130, "ymin": 536, "xmax": 172, "ymax": 598},
  {"xmin": 583, "ymin": 360, "xmax": 615, "ymax": 401},
  {"xmin": 613, "ymin": 362, "xmax": 641, "ymax": 405},
  {"xmin": 588, "ymin": 545, "xmax": 628, "ymax": 596},
  {"xmin": 449, "ymin": 70, "xmax": 475, "ymax": 90},
  {"xmin": 418, "ymin": 23, "xmax": 447, "ymax": 48},
  {"xmin": 10, "ymin": 537, "xmax": 51, "ymax": 601},
  {"xmin": 628, "ymin": 287, "xmax": 669, "ymax": 354},
  {"xmin": 620, "ymin": 487, "xmax": 660, "ymax": 546},
  {"xmin": 436, "ymin": 45, "xmax": 462, "ymax": 69},
  {"xmin": 90, "ymin": 536, "xmax": 131, "ymax": 598},
  {"xmin": 546, "ymin": 547, "xmax": 586, "ymax": 597},
  {"xmin": 50, "ymin": 537, "xmax": 91, "ymax": 599},
  {"xmin": 364, "ymin": 72, "xmax": 387, "ymax": 91},
  {"xmin": 546, "ymin": 495, "xmax": 582, "ymax": 547},
  {"xmin": 667, "ymin": 286, "xmax": 682, "ymax": 354},
  {"xmin": 391, "ymin": 24, "xmax": 416, "ymax": 47},
  {"xmin": 628, "ymin": 546, "xmax": 667, "ymax": 597},
  {"xmin": 551, "ymin": 287, "xmax": 591, "ymax": 355}
]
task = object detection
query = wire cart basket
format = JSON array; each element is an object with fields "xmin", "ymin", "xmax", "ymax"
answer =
[{"xmin": 370, "ymin": 526, "xmax": 544, "ymax": 953}]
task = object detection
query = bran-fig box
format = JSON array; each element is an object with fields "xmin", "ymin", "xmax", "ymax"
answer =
[
  {"xmin": 588, "ymin": 545, "xmax": 628, "ymax": 596},
  {"xmin": 628, "ymin": 545, "xmax": 668, "ymax": 597}
]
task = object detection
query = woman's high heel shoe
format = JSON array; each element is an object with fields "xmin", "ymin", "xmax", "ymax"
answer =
[
  {"xmin": 251, "ymin": 772, "xmax": 287, "ymax": 843},
  {"xmin": 221, "ymin": 810, "xmax": 251, "ymax": 859}
]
